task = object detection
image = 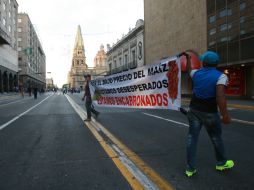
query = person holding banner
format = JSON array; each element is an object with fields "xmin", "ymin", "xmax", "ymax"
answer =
[
  {"xmin": 82, "ymin": 74, "xmax": 100, "ymax": 121},
  {"xmin": 181, "ymin": 51, "xmax": 234, "ymax": 177}
]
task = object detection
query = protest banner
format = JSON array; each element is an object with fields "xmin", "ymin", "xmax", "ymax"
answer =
[{"xmin": 89, "ymin": 56, "xmax": 181, "ymax": 110}]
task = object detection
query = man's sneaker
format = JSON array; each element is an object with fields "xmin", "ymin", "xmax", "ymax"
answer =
[
  {"xmin": 216, "ymin": 160, "xmax": 234, "ymax": 171},
  {"xmin": 185, "ymin": 169, "xmax": 197, "ymax": 177},
  {"xmin": 84, "ymin": 118, "xmax": 91, "ymax": 122}
]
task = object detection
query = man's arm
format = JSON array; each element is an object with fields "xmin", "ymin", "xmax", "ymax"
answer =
[
  {"xmin": 216, "ymin": 84, "xmax": 231, "ymax": 124},
  {"xmin": 179, "ymin": 52, "xmax": 191, "ymax": 74}
]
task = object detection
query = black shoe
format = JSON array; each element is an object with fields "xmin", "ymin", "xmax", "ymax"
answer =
[
  {"xmin": 84, "ymin": 118, "xmax": 91, "ymax": 122},
  {"xmin": 95, "ymin": 112, "xmax": 100, "ymax": 118}
]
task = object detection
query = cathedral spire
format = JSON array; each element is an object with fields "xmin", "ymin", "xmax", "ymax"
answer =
[{"xmin": 74, "ymin": 25, "xmax": 84, "ymax": 51}]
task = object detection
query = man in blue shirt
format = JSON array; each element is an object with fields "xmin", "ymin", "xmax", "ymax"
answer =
[{"xmin": 182, "ymin": 51, "xmax": 234, "ymax": 177}]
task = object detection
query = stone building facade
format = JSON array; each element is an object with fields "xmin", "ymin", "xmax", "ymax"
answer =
[
  {"xmin": 17, "ymin": 13, "xmax": 46, "ymax": 91},
  {"xmin": 0, "ymin": 0, "xmax": 18, "ymax": 93},
  {"xmin": 106, "ymin": 19, "xmax": 144, "ymax": 75},
  {"xmin": 144, "ymin": 0, "xmax": 253, "ymax": 98},
  {"xmin": 93, "ymin": 44, "xmax": 107, "ymax": 77}
]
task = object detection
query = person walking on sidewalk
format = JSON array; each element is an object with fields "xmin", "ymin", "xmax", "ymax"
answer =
[
  {"xmin": 181, "ymin": 51, "xmax": 234, "ymax": 177},
  {"xmin": 82, "ymin": 74, "xmax": 99, "ymax": 121},
  {"xmin": 33, "ymin": 87, "xmax": 38, "ymax": 99}
]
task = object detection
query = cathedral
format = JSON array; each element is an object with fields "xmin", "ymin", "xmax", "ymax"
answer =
[{"xmin": 68, "ymin": 25, "xmax": 107, "ymax": 90}]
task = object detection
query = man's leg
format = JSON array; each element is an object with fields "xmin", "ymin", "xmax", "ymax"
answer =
[
  {"xmin": 85, "ymin": 101, "xmax": 92, "ymax": 120},
  {"xmin": 186, "ymin": 110, "xmax": 202, "ymax": 176},
  {"xmin": 204, "ymin": 113, "xmax": 227, "ymax": 165},
  {"xmin": 91, "ymin": 104, "xmax": 99, "ymax": 118}
]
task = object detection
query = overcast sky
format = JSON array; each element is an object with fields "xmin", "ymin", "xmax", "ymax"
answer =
[{"xmin": 18, "ymin": 0, "xmax": 144, "ymax": 87}]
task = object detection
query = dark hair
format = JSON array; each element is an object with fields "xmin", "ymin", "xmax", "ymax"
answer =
[{"xmin": 84, "ymin": 74, "xmax": 91, "ymax": 78}]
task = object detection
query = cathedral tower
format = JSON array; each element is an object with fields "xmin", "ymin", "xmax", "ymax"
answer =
[{"xmin": 69, "ymin": 25, "xmax": 88, "ymax": 89}]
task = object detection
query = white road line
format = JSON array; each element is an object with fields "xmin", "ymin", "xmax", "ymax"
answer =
[
  {"xmin": 65, "ymin": 95, "xmax": 160, "ymax": 190},
  {"xmin": 143, "ymin": 112, "xmax": 189, "ymax": 127},
  {"xmin": 232, "ymin": 118, "xmax": 254, "ymax": 126},
  {"xmin": 111, "ymin": 144, "xmax": 158, "ymax": 190},
  {"xmin": 143, "ymin": 112, "xmax": 254, "ymax": 127},
  {"xmin": 0, "ymin": 94, "xmax": 53, "ymax": 130}
]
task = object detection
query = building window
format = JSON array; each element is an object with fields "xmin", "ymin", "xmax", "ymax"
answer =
[
  {"xmin": 132, "ymin": 50, "xmax": 136, "ymax": 62},
  {"xmin": 3, "ymin": 2, "xmax": 6, "ymax": 10},
  {"xmin": 220, "ymin": 24, "xmax": 227, "ymax": 31},
  {"xmin": 209, "ymin": 28, "xmax": 216, "ymax": 35},
  {"xmin": 240, "ymin": 30, "xmax": 246, "ymax": 35},
  {"xmin": 207, "ymin": 0, "xmax": 215, "ymax": 15},
  {"xmin": 227, "ymin": 9, "xmax": 232, "ymax": 16},
  {"xmin": 228, "ymin": 23, "xmax": 232, "ymax": 30},
  {"xmin": 221, "ymin": 37, "xmax": 228, "ymax": 42},
  {"xmin": 18, "ymin": 37, "xmax": 22, "ymax": 42},
  {"xmin": 219, "ymin": 9, "xmax": 227, "ymax": 18},
  {"xmin": 3, "ymin": 18, "xmax": 6, "ymax": 26},
  {"xmin": 124, "ymin": 54, "xmax": 128, "ymax": 65},
  {"xmin": 8, "ymin": 11, "xmax": 11, "ymax": 18},
  {"xmin": 119, "ymin": 57, "xmax": 122, "ymax": 66},
  {"xmin": 209, "ymin": 15, "xmax": 216, "ymax": 23},
  {"xmin": 114, "ymin": 59, "xmax": 117, "ymax": 68},
  {"xmin": 216, "ymin": 0, "xmax": 226, "ymax": 10},
  {"xmin": 18, "ymin": 18, "xmax": 22, "ymax": 23},
  {"xmin": 240, "ymin": 16, "xmax": 245, "ymax": 24},
  {"xmin": 18, "ymin": 27, "xmax": 22, "ymax": 32},
  {"xmin": 8, "ymin": 25, "xmax": 11, "ymax": 32},
  {"xmin": 240, "ymin": 2, "xmax": 246, "ymax": 11},
  {"xmin": 138, "ymin": 41, "xmax": 142, "ymax": 60},
  {"xmin": 18, "ymin": 47, "xmax": 22, "ymax": 51},
  {"xmin": 208, "ymin": 41, "xmax": 216, "ymax": 47}
]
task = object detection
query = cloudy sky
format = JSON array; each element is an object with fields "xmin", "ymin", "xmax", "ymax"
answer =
[{"xmin": 18, "ymin": 0, "xmax": 144, "ymax": 87}]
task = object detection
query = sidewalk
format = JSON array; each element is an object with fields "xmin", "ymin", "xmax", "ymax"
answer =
[
  {"xmin": 0, "ymin": 92, "xmax": 26, "ymax": 103},
  {"xmin": 182, "ymin": 98, "xmax": 254, "ymax": 110}
]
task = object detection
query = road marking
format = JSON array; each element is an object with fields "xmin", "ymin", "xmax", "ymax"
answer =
[
  {"xmin": 232, "ymin": 118, "xmax": 254, "ymax": 126},
  {"xmin": 143, "ymin": 112, "xmax": 254, "ymax": 126},
  {"xmin": 228, "ymin": 103, "xmax": 254, "ymax": 111},
  {"xmin": 143, "ymin": 112, "xmax": 189, "ymax": 127},
  {"xmin": 66, "ymin": 95, "xmax": 174, "ymax": 190},
  {"xmin": 0, "ymin": 94, "xmax": 53, "ymax": 130}
]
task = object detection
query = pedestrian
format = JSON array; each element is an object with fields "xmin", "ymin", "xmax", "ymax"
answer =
[
  {"xmin": 82, "ymin": 74, "xmax": 99, "ymax": 121},
  {"xmin": 33, "ymin": 87, "xmax": 38, "ymax": 99},
  {"xmin": 181, "ymin": 50, "xmax": 234, "ymax": 177},
  {"xmin": 28, "ymin": 87, "xmax": 32, "ymax": 97},
  {"xmin": 19, "ymin": 85, "xmax": 24, "ymax": 98}
]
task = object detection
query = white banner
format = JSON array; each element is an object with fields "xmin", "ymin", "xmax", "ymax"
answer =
[{"xmin": 90, "ymin": 56, "xmax": 181, "ymax": 110}]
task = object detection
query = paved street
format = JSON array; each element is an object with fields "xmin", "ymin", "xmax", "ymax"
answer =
[{"xmin": 0, "ymin": 92, "xmax": 254, "ymax": 190}]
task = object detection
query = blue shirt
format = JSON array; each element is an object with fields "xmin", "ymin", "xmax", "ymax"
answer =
[
  {"xmin": 190, "ymin": 67, "xmax": 223, "ymax": 113},
  {"xmin": 192, "ymin": 68, "xmax": 222, "ymax": 99}
]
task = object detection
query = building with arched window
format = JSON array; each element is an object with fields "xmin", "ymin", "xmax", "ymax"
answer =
[
  {"xmin": 106, "ymin": 19, "xmax": 144, "ymax": 75},
  {"xmin": 0, "ymin": 0, "xmax": 18, "ymax": 93}
]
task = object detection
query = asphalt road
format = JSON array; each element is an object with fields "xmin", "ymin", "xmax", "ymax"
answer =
[{"xmin": 0, "ymin": 92, "xmax": 254, "ymax": 190}]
